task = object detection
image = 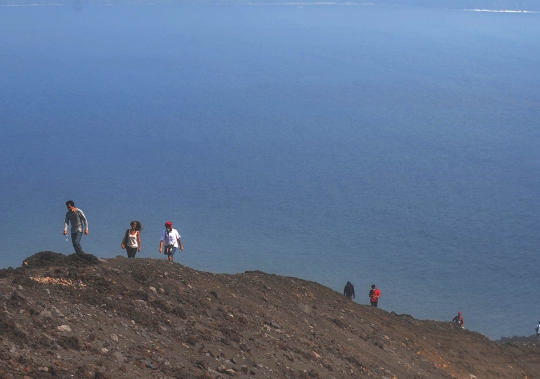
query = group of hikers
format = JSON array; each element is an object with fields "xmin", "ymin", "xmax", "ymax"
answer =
[
  {"xmin": 63, "ymin": 200, "xmax": 184, "ymax": 262},
  {"xmin": 65, "ymin": 200, "xmax": 540, "ymax": 338},
  {"xmin": 343, "ymin": 281, "xmax": 381, "ymax": 307},
  {"xmin": 344, "ymin": 280, "xmax": 468, "ymax": 329}
]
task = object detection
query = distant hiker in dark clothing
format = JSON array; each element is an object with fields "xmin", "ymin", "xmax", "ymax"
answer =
[
  {"xmin": 343, "ymin": 281, "xmax": 355, "ymax": 300},
  {"xmin": 369, "ymin": 284, "xmax": 380, "ymax": 307},
  {"xmin": 121, "ymin": 221, "xmax": 143, "ymax": 258},
  {"xmin": 452, "ymin": 311, "xmax": 464, "ymax": 329},
  {"xmin": 63, "ymin": 200, "xmax": 88, "ymax": 254},
  {"xmin": 535, "ymin": 321, "xmax": 540, "ymax": 342}
]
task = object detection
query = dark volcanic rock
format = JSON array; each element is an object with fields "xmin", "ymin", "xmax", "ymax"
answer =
[
  {"xmin": 0, "ymin": 256, "xmax": 536, "ymax": 379},
  {"xmin": 23, "ymin": 251, "xmax": 67, "ymax": 268},
  {"xmin": 23, "ymin": 251, "xmax": 99, "ymax": 268}
]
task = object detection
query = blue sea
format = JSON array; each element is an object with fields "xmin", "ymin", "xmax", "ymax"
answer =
[{"xmin": 0, "ymin": 3, "xmax": 539, "ymax": 340}]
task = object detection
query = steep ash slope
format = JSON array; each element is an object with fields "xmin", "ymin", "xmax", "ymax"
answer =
[{"xmin": 0, "ymin": 252, "xmax": 535, "ymax": 379}]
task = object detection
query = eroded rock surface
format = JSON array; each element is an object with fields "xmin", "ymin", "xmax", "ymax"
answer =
[{"xmin": 0, "ymin": 252, "xmax": 537, "ymax": 379}]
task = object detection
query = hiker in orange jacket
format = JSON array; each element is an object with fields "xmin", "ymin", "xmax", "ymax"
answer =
[{"xmin": 369, "ymin": 284, "xmax": 380, "ymax": 307}]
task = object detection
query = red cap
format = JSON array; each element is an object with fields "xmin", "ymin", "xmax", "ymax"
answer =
[{"xmin": 165, "ymin": 221, "xmax": 172, "ymax": 229}]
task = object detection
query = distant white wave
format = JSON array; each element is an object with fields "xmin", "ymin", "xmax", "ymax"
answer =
[
  {"xmin": 1, "ymin": 3, "xmax": 64, "ymax": 5},
  {"xmin": 465, "ymin": 9, "xmax": 540, "ymax": 13},
  {"xmin": 0, "ymin": 2, "xmax": 114, "ymax": 5}
]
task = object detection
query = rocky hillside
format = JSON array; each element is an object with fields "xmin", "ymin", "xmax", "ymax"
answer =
[{"xmin": 0, "ymin": 252, "xmax": 539, "ymax": 379}]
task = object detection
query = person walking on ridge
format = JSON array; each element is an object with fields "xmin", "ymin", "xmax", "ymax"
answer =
[
  {"xmin": 63, "ymin": 200, "xmax": 89, "ymax": 254},
  {"xmin": 535, "ymin": 321, "xmax": 540, "ymax": 342},
  {"xmin": 343, "ymin": 281, "xmax": 355, "ymax": 300},
  {"xmin": 452, "ymin": 311, "xmax": 464, "ymax": 329},
  {"xmin": 159, "ymin": 221, "xmax": 183, "ymax": 262},
  {"xmin": 369, "ymin": 284, "xmax": 380, "ymax": 307},
  {"xmin": 121, "ymin": 221, "xmax": 143, "ymax": 258}
]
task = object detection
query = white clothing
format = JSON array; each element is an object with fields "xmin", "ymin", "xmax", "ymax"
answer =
[
  {"xmin": 127, "ymin": 232, "xmax": 138, "ymax": 248},
  {"xmin": 161, "ymin": 228, "xmax": 181, "ymax": 247}
]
